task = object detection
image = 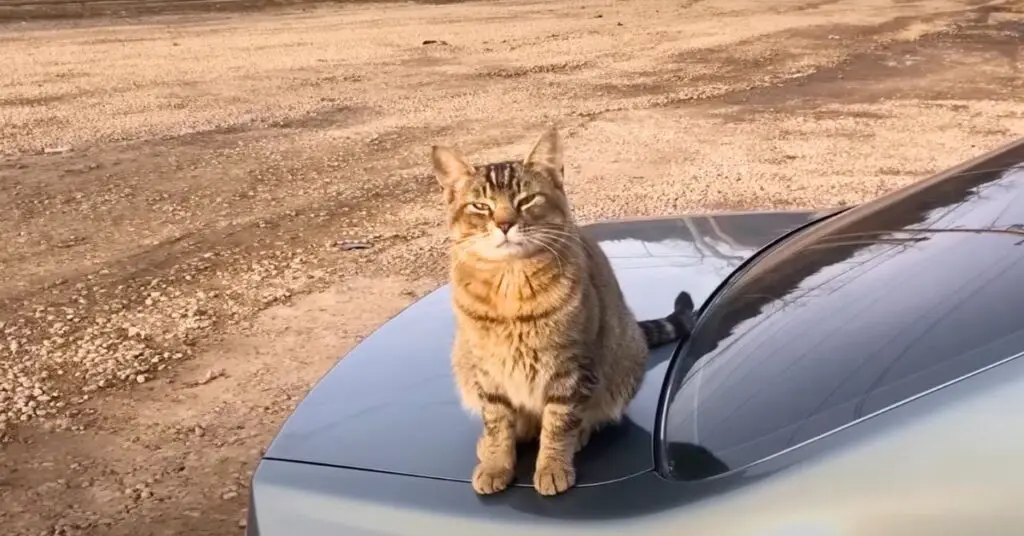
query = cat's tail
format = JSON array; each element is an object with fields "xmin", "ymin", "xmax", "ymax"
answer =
[{"xmin": 638, "ymin": 290, "xmax": 697, "ymax": 348}]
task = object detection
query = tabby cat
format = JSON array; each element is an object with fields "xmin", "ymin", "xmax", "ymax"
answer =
[{"xmin": 431, "ymin": 126, "xmax": 696, "ymax": 496}]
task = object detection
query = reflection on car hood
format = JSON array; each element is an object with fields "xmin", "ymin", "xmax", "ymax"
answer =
[{"xmin": 262, "ymin": 210, "xmax": 822, "ymax": 486}]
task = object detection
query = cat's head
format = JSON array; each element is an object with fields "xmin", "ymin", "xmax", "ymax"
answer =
[{"xmin": 430, "ymin": 127, "xmax": 572, "ymax": 262}]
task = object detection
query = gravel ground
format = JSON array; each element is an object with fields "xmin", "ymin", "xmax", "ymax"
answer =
[{"xmin": 1, "ymin": 0, "xmax": 1023, "ymax": 534}]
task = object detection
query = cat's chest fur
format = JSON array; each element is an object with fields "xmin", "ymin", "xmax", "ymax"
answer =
[
  {"xmin": 476, "ymin": 333, "xmax": 554, "ymax": 411},
  {"xmin": 456, "ymin": 300, "xmax": 571, "ymax": 412},
  {"xmin": 452, "ymin": 259, "xmax": 582, "ymax": 411}
]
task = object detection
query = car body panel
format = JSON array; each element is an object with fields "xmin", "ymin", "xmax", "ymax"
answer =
[
  {"xmin": 262, "ymin": 211, "xmax": 825, "ymax": 486},
  {"xmin": 249, "ymin": 349, "xmax": 1024, "ymax": 535},
  {"xmin": 251, "ymin": 134, "xmax": 1024, "ymax": 536}
]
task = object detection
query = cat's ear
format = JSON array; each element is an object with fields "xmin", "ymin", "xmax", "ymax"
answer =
[
  {"xmin": 523, "ymin": 126, "xmax": 564, "ymax": 178},
  {"xmin": 431, "ymin": 145, "xmax": 475, "ymax": 190}
]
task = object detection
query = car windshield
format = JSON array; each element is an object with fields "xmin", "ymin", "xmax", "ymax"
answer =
[{"xmin": 658, "ymin": 181, "xmax": 1024, "ymax": 480}]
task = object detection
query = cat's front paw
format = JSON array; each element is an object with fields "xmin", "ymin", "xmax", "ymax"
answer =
[
  {"xmin": 472, "ymin": 463, "xmax": 514, "ymax": 495},
  {"xmin": 533, "ymin": 460, "xmax": 576, "ymax": 496}
]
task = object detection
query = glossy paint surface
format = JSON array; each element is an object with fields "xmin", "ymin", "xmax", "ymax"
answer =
[
  {"xmin": 660, "ymin": 137, "xmax": 1024, "ymax": 480},
  {"xmin": 248, "ymin": 346, "xmax": 1024, "ymax": 535},
  {"xmin": 262, "ymin": 211, "xmax": 820, "ymax": 485}
]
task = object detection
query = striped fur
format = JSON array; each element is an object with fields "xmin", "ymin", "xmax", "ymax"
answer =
[
  {"xmin": 639, "ymin": 290, "xmax": 696, "ymax": 347},
  {"xmin": 431, "ymin": 127, "xmax": 696, "ymax": 497}
]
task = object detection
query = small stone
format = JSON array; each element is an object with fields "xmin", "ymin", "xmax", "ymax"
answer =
[
  {"xmin": 222, "ymin": 491, "xmax": 239, "ymax": 500},
  {"xmin": 135, "ymin": 374, "xmax": 147, "ymax": 383},
  {"xmin": 338, "ymin": 241, "xmax": 371, "ymax": 251}
]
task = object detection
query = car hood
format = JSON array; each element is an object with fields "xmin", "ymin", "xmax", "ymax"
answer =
[{"xmin": 263, "ymin": 210, "xmax": 824, "ymax": 486}]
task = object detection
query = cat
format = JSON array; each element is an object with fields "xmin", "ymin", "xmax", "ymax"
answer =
[{"xmin": 430, "ymin": 126, "xmax": 696, "ymax": 496}]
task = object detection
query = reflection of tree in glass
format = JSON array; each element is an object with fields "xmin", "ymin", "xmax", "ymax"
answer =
[{"xmin": 673, "ymin": 161, "xmax": 1020, "ymax": 391}]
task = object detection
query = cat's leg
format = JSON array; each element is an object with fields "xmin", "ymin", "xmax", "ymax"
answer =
[
  {"xmin": 472, "ymin": 391, "xmax": 518, "ymax": 495},
  {"xmin": 570, "ymin": 341, "xmax": 643, "ymax": 456},
  {"xmin": 535, "ymin": 402, "xmax": 583, "ymax": 495},
  {"xmin": 534, "ymin": 367, "xmax": 593, "ymax": 496}
]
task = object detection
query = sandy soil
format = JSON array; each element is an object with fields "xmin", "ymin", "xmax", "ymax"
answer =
[{"xmin": 0, "ymin": 0, "xmax": 1022, "ymax": 533}]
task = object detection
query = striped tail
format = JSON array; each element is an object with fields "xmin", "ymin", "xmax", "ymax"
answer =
[{"xmin": 638, "ymin": 290, "xmax": 697, "ymax": 348}]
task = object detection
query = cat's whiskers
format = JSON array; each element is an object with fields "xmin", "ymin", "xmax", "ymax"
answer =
[
  {"xmin": 528, "ymin": 229, "xmax": 584, "ymax": 255},
  {"xmin": 530, "ymin": 227, "xmax": 598, "ymax": 258},
  {"xmin": 523, "ymin": 234, "xmax": 566, "ymax": 275}
]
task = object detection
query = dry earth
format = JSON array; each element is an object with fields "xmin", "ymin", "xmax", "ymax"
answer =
[{"xmin": 0, "ymin": 0, "xmax": 1022, "ymax": 534}]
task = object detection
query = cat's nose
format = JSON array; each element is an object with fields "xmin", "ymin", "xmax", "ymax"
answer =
[{"xmin": 496, "ymin": 222, "xmax": 514, "ymax": 234}]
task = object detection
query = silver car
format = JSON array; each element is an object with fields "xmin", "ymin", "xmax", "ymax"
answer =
[{"xmin": 246, "ymin": 136, "xmax": 1024, "ymax": 535}]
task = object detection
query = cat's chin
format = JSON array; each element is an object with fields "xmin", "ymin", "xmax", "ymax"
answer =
[{"xmin": 472, "ymin": 241, "xmax": 540, "ymax": 262}]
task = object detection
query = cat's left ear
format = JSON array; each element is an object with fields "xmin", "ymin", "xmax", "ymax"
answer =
[
  {"xmin": 523, "ymin": 126, "xmax": 564, "ymax": 186},
  {"xmin": 431, "ymin": 145, "xmax": 475, "ymax": 190}
]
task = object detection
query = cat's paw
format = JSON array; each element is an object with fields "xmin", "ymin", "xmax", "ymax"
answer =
[
  {"xmin": 472, "ymin": 463, "xmax": 514, "ymax": 495},
  {"xmin": 533, "ymin": 460, "xmax": 576, "ymax": 496}
]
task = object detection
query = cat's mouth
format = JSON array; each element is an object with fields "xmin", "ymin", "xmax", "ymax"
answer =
[
  {"xmin": 495, "ymin": 235, "xmax": 520, "ymax": 247},
  {"xmin": 493, "ymin": 239, "xmax": 525, "ymax": 253},
  {"xmin": 472, "ymin": 234, "xmax": 532, "ymax": 260},
  {"xmin": 493, "ymin": 228, "xmax": 526, "ymax": 247}
]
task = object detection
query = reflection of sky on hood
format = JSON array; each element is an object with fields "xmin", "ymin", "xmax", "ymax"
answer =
[{"xmin": 602, "ymin": 233, "xmax": 756, "ymax": 313}]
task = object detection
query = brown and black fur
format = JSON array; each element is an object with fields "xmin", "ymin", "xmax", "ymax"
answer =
[{"xmin": 431, "ymin": 127, "xmax": 695, "ymax": 496}]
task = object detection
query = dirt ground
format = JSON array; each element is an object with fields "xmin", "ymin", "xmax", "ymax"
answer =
[{"xmin": 0, "ymin": 0, "xmax": 1022, "ymax": 533}]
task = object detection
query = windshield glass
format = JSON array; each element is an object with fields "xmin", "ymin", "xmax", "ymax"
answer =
[{"xmin": 659, "ymin": 166, "xmax": 1024, "ymax": 481}]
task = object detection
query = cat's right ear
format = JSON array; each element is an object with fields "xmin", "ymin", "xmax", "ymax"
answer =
[{"xmin": 431, "ymin": 145, "xmax": 475, "ymax": 190}]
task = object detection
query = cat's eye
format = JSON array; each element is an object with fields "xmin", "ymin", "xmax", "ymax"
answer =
[
  {"xmin": 516, "ymin": 193, "xmax": 542, "ymax": 210},
  {"xmin": 469, "ymin": 202, "xmax": 491, "ymax": 213}
]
